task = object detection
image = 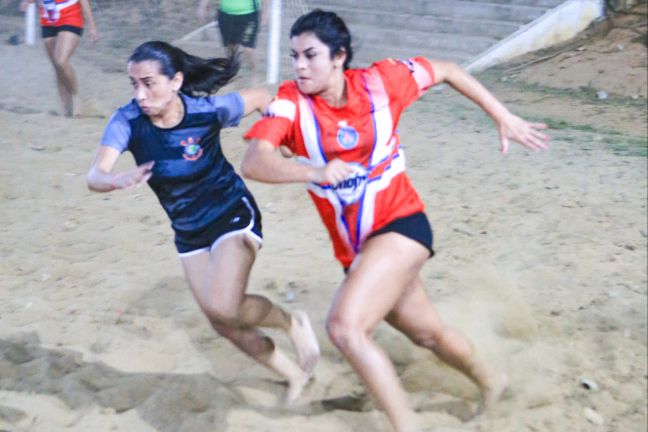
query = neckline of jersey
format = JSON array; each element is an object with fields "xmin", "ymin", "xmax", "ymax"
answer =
[{"xmin": 148, "ymin": 93, "xmax": 188, "ymax": 131}]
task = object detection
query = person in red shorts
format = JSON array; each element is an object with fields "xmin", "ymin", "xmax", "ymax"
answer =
[
  {"xmin": 20, "ymin": 0, "xmax": 99, "ymax": 117},
  {"xmin": 241, "ymin": 9, "xmax": 550, "ymax": 432}
]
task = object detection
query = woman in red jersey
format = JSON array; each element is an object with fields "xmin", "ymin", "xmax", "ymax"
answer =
[
  {"xmin": 21, "ymin": 0, "xmax": 99, "ymax": 117},
  {"xmin": 241, "ymin": 9, "xmax": 550, "ymax": 432}
]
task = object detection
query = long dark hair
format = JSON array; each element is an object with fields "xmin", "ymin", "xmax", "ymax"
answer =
[
  {"xmin": 290, "ymin": 9, "xmax": 353, "ymax": 70},
  {"xmin": 128, "ymin": 41, "xmax": 239, "ymax": 96}
]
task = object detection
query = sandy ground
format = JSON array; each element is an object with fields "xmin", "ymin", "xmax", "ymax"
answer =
[{"xmin": 0, "ymin": 4, "xmax": 646, "ymax": 432}]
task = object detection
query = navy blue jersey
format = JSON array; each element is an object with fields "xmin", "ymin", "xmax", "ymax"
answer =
[{"xmin": 101, "ymin": 92, "xmax": 249, "ymax": 235}]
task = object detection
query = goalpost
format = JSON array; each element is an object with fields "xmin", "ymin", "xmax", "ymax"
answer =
[
  {"xmin": 266, "ymin": 0, "xmax": 282, "ymax": 84},
  {"xmin": 266, "ymin": 0, "xmax": 310, "ymax": 84},
  {"xmin": 176, "ymin": 0, "xmax": 309, "ymax": 85},
  {"xmin": 25, "ymin": 2, "xmax": 36, "ymax": 46}
]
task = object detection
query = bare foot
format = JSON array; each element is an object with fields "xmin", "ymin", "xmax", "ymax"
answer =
[
  {"xmin": 284, "ymin": 371, "xmax": 311, "ymax": 406},
  {"xmin": 70, "ymin": 101, "xmax": 107, "ymax": 119},
  {"xmin": 63, "ymin": 105, "xmax": 74, "ymax": 118},
  {"xmin": 288, "ymin": 311, "xmax": 320, "ymax": 377},
  {"xmin": 71, "ymin": 94, "xmax": 82, "ymax": 117},
  {"xmin": 477, "ymin": 372, "xmax": 509, "ymax": 414},
  {"xmin": 264, "ymin": 348, "xmax": 311, "ymax": 406}
]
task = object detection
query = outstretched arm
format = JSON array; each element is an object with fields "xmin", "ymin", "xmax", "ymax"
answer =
[
  {"xmin": 242, "ymin": 139, "xmax": 354, "ymax": 184},
  {"xmin": 79, "ymin": 0, "xmax": 99, "ymax": 42},
  {"xmin": 260, "ymin": 0, "xmax": 269, "ymax": 26},
  {"xmin": 239, "ymin": 88, "xmax": 273, "ymax": 116},
  {"xmin": 19, "ymin": 0, "xmax": 35, "ymax": 12},
  {"xmin": 86, "ymin": 146, "xmax": 154, "ymax": 192},
  {"xmin": 196, "ymin": 0, "xmax": 211, "ymax": 23},
  {"xmin": 430, "ymin": 60, "xmax": 550, "ymax": 154}
]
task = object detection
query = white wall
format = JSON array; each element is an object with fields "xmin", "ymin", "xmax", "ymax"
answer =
[{"xmin": 464, "ymin": 0, "xmax": 605, "ymax": 72}]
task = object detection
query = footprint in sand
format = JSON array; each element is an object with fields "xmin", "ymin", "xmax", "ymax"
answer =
[{"xmin": 0, "ymin": 102, "xmax": 42, "ymax": 115}]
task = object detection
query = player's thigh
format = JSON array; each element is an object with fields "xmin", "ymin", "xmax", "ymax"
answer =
[
  {"xmin": 180, "ymin": 249, "xmax": 211, "ymax": 306},
  {"xmin": 43, "ymin": 35, "xmax": 57, "ymax": 61},
  {"xmin": 52, "ymin": 30, "xmax": 81, "ymax": 65},
  {"xmin": 328, "ymin": 233, "xmax": 428, "ymax": 331},
  {"xmin": 206, "ymin": 233, "xmax": 258, "ymax": 308}
]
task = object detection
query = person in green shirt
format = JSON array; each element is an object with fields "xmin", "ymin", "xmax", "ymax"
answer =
[{"xmin": 197, "ymin": 0, "xmax": 268, "ymax": 77}]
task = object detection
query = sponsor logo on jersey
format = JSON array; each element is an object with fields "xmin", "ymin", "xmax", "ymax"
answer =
[
  {"xmin": 332, "ymin": 163, "xmax": 368, "ymax": 205},
  {"xmin": 336, "ymin": 121, "xmax": 359, "ymax": 149},
  {"xmin": 180, "ymin": 137, "xmax": 203, "ymax": 161}
]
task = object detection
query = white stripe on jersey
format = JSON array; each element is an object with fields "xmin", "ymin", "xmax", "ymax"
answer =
[
  {"xmin": 409, "ymin": 58, "xmax": 434, "ymax": 94},
  {"xmin": 357, "ymin": 69, "xmax": 402, "ymax": 244},
  {"xmin": 306, "ymin": 183, "xmax": 353, "ymax": 253},
  {"xmin": 358, "ymin": 149, "xmax": 406, "ymax": 243},
  {"xmin": 298, "ymin": 95, "xmax": 327, "ymax": 167},
  {"xmin": 266, "ymin": 98, "xmax": 296, "ymax": 122},
  {"xmin": 364, "ymin": 68, "xmax": 394, "ymax": 168},
  {"xmin": 299, "ymin": 94, "xmax": 353, "ymax": 253}
]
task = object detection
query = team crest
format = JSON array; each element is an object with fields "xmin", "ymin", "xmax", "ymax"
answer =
[
  {"xmin": 336, "ymin": 121, "xmax": 359, "ymax": 150},
  {"xmin": 180, "ymin": 137, "xmax": 203, "ymax": 161}
]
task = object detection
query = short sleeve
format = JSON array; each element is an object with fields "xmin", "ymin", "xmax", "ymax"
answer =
[
  {"xmin": 373, "ymin": 57, "xmax": 436, "ymax": 108},
  {"xmin": 100, "ymin": 109, "xmax": 132, "ymax": 153},
  {"xmin": 206, "ymin": 92, "xmax": 245, "ymax": 128},
  {"xmin": 244, "ymin": 82, "xmax": 297, "ymax": 150}
]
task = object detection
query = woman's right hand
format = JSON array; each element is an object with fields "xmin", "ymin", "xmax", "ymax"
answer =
[
  {"xmin": 310, "ymin": 159, "xmax": 355, "ymax": 184},
  {"xmin": 111, "ymin": 161, "xmax": 155, "ymax": 190},
  {"xmin": 88, "ymin": 25, "xmax": 100, "ymax": 43},
  {"xmin": 19, "ymin": 0, "xmax": 33, "ymax": 12},
  {"xmin": 196, "ymin": 3, "xmax": 207, "ymax": 23}
]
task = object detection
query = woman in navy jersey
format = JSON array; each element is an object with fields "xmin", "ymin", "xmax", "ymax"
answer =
[{"xmin": 86, "ymin": 41, "xmax": 319, "ymax": 404}]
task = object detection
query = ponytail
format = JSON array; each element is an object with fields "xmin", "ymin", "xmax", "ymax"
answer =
[{"xmin": 128, "ymin": 41, "xmax": 239, "ymax": 96}]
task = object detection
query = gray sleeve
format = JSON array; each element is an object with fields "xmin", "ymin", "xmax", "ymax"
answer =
[
  {"xmin": 100, "ymin": 110, "xmax": 131, "ymax": 153},
  {"xmin": 207, "ymin": 92, "xmax": 245, "ymax": 128}
]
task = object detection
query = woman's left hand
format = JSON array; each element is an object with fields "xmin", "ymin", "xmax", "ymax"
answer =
[
  {"xmin": 497, "ymin": 112, "xmax": 550, "ymax": 154},
  {"xmin": 88, "ymin": 25, "xmax": 100, "ymax": 43}
]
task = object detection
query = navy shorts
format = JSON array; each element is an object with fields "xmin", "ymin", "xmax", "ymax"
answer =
[
  {"xmin": 42, "ymin": 25, "xmax": 83, "ymax": 39},
  {"xmin": 217, "ymin": 10, "xmax": 259, "ymax": 48},
  {"xmin": 175, "ymin": 194, "xmax": 263, "ymax": 256}
]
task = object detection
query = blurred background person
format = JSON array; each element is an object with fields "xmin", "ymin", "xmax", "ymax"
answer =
[
  {"xmin": 197, "ymin": 0, "xmax": 268, "ymax": 78},
  {"xmin": 20, "ymin": 0, "xmax": 99, "ymax": 117}
]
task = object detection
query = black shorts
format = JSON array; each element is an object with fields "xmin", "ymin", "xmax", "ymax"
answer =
[
  {"xmin": 368, "ymin": 212, "xmax": 435, "ymax": 257},
  {"xmin": 175, "ymin": 193, "xmax": 263, "ymax": 256},
  {"xmin": 343, "ymin": 212, "xmax": 435, "ymax": 273},
  {"xmin": 217, "ymin": 10, "xmax": 259, "ymax": 48},
  {"xmin": 42, "ymin": 25, "xmax": 83, "ymax": 39}
]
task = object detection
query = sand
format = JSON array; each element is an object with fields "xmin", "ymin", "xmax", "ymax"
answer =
[{"xmin": 0, "ymin": 4, "xmax": 646, "ymax": 432}]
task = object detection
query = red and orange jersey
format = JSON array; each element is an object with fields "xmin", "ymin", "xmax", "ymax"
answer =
[
  {"xmin": 39, "ymin": 0, "xmax": 84, "ymax": 27},
  {"xmin": 245, "ymin": 57, "xmax": 436, "ymax": 267}
]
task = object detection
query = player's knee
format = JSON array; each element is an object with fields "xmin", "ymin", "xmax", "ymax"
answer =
[
  {"xmin": 204, "ymin": 303, "xmax": 242, "ymax": 328},
  {"xmin": 420, "ymin": 326, "xmax": 472, "ymax": 358},
  {"xmin": 326, "ymin": 315, "xmax": 366, "ymax": 354},
  {"xmin": 395, "ymin": 314, "xmax": 445, "ymax": 350},
  {"xmin": 52, "ymin": 57, "xmax": 69, "ymax": 72},
  {"xmin": 408, "ymin": 329, "xmax": 441, "ymax": 350},
  {"xmin": 211, "ymin": 320, "xmax": 237, "ymax": 339}
]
